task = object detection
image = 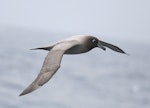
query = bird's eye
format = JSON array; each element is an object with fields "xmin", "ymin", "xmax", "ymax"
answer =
[{"xmin": 92, "ymin": 39, "xmax": 96, "ymax": 43}]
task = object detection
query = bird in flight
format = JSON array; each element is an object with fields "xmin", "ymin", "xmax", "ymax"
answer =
[{"xmin": 19, "ymin": 35, "xmax": 127, "ymax": 96}]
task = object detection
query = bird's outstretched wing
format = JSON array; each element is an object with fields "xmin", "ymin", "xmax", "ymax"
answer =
[{"xmin": 19, "ymin": 41, "xmax": 79, "ymax": 96}]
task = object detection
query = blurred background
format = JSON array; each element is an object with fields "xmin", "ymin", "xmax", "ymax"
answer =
[{"xmin": 0, "ymin": 0, "xmax": 150, "ymax": 108}]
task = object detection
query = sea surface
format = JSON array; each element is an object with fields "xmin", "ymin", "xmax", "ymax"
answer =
[{"xmin": 0, "ymin": 27, "xmax": 150, "ymax": 108}]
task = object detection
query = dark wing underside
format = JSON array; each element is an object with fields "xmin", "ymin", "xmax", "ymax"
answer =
[{"xmin": 19, "ymin": 40, "xmax": 79, "ymax": 96}]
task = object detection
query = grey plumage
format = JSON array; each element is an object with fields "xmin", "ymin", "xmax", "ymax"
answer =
[{"xmin": 20, "ymin": 35, "xmax": 127, "ymax": 96}]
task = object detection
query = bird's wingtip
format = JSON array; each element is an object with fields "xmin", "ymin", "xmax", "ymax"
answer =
[
  {"xmin": 19, "ymin": 92, "xmax": 25, "ymax": 96},
  {"xmin": 19, "ymin": 89, "xmax": 31, "ymax": 96},
  {"xmin": 19, "ymin": 83, "xmax": 40, "ymax": 96}
]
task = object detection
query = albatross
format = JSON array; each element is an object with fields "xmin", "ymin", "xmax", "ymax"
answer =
[{"xmin": 19, "ymin": 35, "xmax": 127, "ymax": 96}]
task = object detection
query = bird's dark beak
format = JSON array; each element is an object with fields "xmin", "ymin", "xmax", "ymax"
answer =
[
  {"xmin": 98, "ymin": 40, "xmax": 128, "ymax": 55},
  {"xmin": 97, "ymin": 41, "xmax": 106, "ymax": 51}
]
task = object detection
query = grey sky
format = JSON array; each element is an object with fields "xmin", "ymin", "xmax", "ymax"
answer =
[{"xmin": 0, "ymin": 0, "xmax": 150, "ymax": 43}]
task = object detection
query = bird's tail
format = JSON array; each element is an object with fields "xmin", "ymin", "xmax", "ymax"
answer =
[{"xmin": 30, "ymin": 45, "xmax": 54, "ymax": 51}]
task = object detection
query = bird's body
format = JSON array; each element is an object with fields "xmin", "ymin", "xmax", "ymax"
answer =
[
  {"xmin": 33, "ymin": 35, "xmax": 98, "ymax": 54},
  {"xmin": 20, "ymin": 35, "xmax": 126, "ymax": 96}
]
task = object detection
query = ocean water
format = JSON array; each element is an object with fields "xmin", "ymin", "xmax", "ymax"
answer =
[{"xmin": 0, "ymin": 27, "xmax": 150, "ymax": 108}]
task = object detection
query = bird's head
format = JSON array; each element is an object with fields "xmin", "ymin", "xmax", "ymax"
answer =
[
  {"xmin": 85, "ymin": 36, "xmax": 106, "ymax": 51},
  {"xmin": 85, "ymin": 35, "xmax": 126, "ymax": 54}
]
